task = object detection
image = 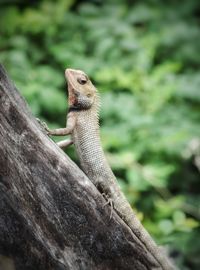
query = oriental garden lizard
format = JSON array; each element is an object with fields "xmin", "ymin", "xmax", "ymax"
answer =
[{"xmin": 42, "ymin": 68, "xmax": 175, "ymax": 270}]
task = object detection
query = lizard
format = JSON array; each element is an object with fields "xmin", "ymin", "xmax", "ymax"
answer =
[{"xmin": 44, "ymin": 68, "xmax": 175, "ymax": 270}]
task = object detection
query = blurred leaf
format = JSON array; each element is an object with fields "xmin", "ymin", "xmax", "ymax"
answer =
[{"xmin": 1, "ymin": 0, "xmax": 200, "ymax": 268}]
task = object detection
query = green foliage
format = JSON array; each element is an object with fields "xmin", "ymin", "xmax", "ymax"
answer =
[{"xmin": 0, "ymin": 0, "xmax": 200, "ymax": 268}]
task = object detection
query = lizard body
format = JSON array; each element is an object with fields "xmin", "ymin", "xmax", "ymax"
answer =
[{"xmin": 48, "ymin": 68, "xmax": 175, "ymax": 270}]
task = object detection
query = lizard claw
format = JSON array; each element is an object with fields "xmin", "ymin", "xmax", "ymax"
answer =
[
  {"xmin": 102, "ymin": 193, "xmax": 113, "ymax": 220},
  {"xmin": 36, "ymin": 118, "xmax": 50, "ymax": 135}
]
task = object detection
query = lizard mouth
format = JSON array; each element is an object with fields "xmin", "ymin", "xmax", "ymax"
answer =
[
  {"xmin": 65, "ymin": 69, "xmax": 77, "ymax": 106},
  {"xmin": 67, "ymin": 84, "xmax": 78, "ymax": 106},
  {"xmin": 65, "ymin": 68, "xmax": 73, "ymax": 79}
]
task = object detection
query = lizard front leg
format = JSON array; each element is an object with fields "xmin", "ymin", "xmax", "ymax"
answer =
[
  {"xmin": 48, "ymin": 113, "xmax": 76, "ymax": 136},
  {"xmin": 57, "ymin": 139, "xmax": 73, "ymax": 149},
  {"xmin": 48, "ymin": 114, "xmax": 76, "ymax": 136},
  {"xmin": 38, "ymin": 113, "xmax": 76, "ymax": 149},
  {"xmin": 48, "ymin": 113, "xmax": 76, "ymax": 149}
]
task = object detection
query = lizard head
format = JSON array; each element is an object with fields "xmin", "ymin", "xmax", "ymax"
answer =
[{"xmin": 65, "ymin": 68, "xmax": 97, "ymax": 110}]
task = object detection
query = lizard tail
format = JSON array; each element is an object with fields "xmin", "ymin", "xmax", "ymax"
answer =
[{"xmin": 112, "ymin": 190, "xmax": 176, "ymax": 270}]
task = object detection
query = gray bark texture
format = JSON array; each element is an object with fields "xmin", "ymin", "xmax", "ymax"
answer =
[{"xmin": 0, "ymin": 64, "xmax": 161, "ymax": 270}]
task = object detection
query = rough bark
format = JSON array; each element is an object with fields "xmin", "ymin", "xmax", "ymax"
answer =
[{"xmin": 0, "ymin": 64, "xmax": 160, "ymax": 270}]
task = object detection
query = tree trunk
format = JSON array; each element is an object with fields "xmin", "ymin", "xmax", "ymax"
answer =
[{"xmin": 0, "ymin": 64, "xmax": 160, "ymax": 270}]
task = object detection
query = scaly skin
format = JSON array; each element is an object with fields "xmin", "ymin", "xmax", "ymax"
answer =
[{"xmin": 48, "ymin": 68, "xmax": 176, "ymax": 270}]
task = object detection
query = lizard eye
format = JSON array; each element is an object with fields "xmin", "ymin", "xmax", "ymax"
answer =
[
  {"xmin": 77, "ymin": 76, "xmax": 87, "ymax": 85},
  {"xmin": 87, "ymin": 93, "xmax": 91, "ymax": 98}
]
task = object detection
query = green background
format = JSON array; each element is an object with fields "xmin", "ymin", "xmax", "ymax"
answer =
[{"xmin": 0, "ymin": 0, "xmax": 200, "ymax": 269}]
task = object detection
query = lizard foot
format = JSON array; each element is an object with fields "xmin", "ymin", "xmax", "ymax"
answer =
[
  {"xmin": 102, "ymin": 193, "xmax": 113, "ymax": 219},
  {"xmin": 36, "ymin": 118, "xmax": 50, "ymax": 135}
]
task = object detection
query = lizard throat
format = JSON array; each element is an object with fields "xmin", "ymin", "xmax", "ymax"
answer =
[{"xmin": 68, "ymin": 105, "xmax": 84, "ymax": 112}]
